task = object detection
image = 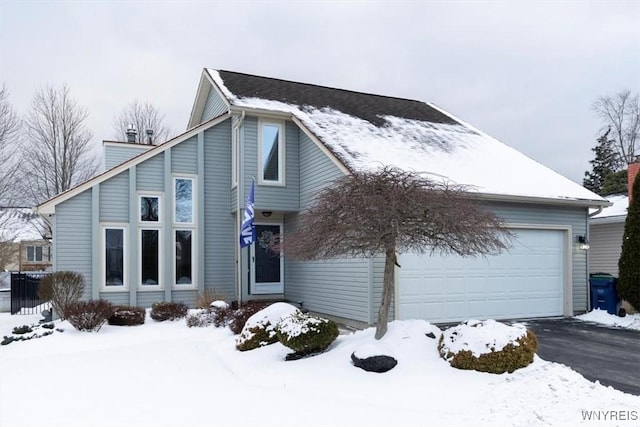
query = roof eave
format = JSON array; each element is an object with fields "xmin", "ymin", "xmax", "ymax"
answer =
[
  {"xmin": 590, "ymin": 215, "xmax": 627, "ymax": 225},
  {"xmin": 474, "ymin": 192, "xmax": 612, "ymax": 208}
]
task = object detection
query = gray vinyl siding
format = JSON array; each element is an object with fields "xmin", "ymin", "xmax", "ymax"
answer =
[
  {"xmin": 99, "ymin": 292, "xmax": 129, "ymax": 306},
  {"xmin": 299, "ymin": 132, "xmax": 345, "ymax": 207},
  {"xmin": 137, "ymin": 291, "xmax": 165, "ymax": 307},
  {"xmin": 172, "ymin": 290, "xmax": 198, "ymax": 307},
  {"xmin": 203, "ymin": 121, "xmax": 236, "ymax": 297},
  {"xmin": 104, "ymin": 144, "xmax": 150, "ymax": 170},
  {"xmin": 201, "ymin": 88, "xmax": 228, "ymax": 123},
  {"xmin": 172, "ymin": 136, "xmax": 198, "ymax": 174},
  {"xmin": 137, "ymin": 154, "xmax": 164, "ymax": 191},
  {"xmin": 55, "ymin": 190, "xmax": 93, "ymax": 300},
  {"xmin": 99, "ymin": 170, "xmax": 129, "ymax": 222},
  {"xmin": 589, "ymin": 222, "xmax": 624, "ymax": 276},
  {"xmin": 242, "ymin": 117, "xmax": 300, "ymax": 212}
]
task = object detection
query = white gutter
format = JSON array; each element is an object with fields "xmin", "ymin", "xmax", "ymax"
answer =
[{"xmin": 234, "ymin": 111, "xmax": 246, "ymax": 308}]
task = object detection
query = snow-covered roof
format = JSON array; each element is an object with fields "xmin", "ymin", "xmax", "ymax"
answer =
[
  {"xmin": 208, "ymin": 69, "xmax": 606, "ymax": 205},
  {"xmin": 591, "ymin": 194, "xmax": 628, "ymax": 222},
  {"xmin": 0, "ymin": 208, "xmax": 48, "ymax": 242}
]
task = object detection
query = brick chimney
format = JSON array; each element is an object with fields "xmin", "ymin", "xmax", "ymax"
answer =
[{"xmin": 628, "ymin": 161, "xmax": 640, "ymax": 203}]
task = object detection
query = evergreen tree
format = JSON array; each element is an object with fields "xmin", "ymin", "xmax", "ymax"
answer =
[
  {"xmin": 617, "ymin": 171, "xmax": 640, "ymax": 311},
  {"xmin": 601, "ymin": 169, "xmax": 628, "ymax": 196},
  {"xmin": 583, "ymin": 128, "xmax": 622, "ymax": 195}
]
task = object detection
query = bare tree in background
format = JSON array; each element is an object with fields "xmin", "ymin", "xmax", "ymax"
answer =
[
  {"xmin": 0, "ymin": 84, "xmax": 22, "ymax": 267},
  {"xmin": 593, "ymin": 90, "xmax": 640, "ymax": 165},
  {"xmin": 279, "ymin": 166, "xmax": 513, "ymax": 339},
  {"xmin": 19, "ymin": 84, "xmax": 99, "ymax": 205},
  {"xmin": 112, "ymin": 100, "xmax": 171, "ymax": 144}
]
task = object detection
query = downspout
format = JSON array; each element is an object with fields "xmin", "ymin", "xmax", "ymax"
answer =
[{"xmin": 234, "ymin": 111, "xmax": 245, "ymax": 308}]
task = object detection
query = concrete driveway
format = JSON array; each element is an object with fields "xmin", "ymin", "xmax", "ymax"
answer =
[{"xmin": 524, "ymin": 317, "xmax": 640, "ymax": 396}]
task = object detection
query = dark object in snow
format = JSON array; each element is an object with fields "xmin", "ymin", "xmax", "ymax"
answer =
[
  {"xmin": 40, "ymin": 309, "xmax": 52, "ymax": 323},
  {"xmin": 351, "ymin": 352, "xmax": 398, "ymax": 373},
  {"xmin": 618, "ymin": 307, "xmax": 627, "ymax": 317},
  {"xmin": 12, "ymin": 325, "xmax": 33, "ymax": 335},
  {"xmin": 41, "ymin": 323, "xmax": 54, "ymax": 329},
  {"xmin": 426, "ymin": 332, "xmax": 436, "ymax": 339}
]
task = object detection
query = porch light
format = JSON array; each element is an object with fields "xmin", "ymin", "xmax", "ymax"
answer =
[{"xmin": 577, "ymin": 235, "xmax": 590, "ymax": 250}]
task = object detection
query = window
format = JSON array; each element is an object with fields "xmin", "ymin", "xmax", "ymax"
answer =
[
  {"xmin": 174, "ymin": 177, "xmax": 194, "ymax": 224},
  {"xmin": 175, "ymin": 230, "xmax": 193, "ymax": 286},
  {"xmin": 140, "ymin": 229, "xmax": 160, "ymax": 287},
  {"xmin": 104, "ymin": 228, "xmax": 125, "ymax": 287},
  {"xmin": 26, "ymin": 246, "xmax": 44, "ymax": 262},
  {"xmin": 258, "ymin": 121, "xmax": 284, "ymax": 184},
  {"xmin": 140, "ymin": 195, "xmax": 160, "ymax": 223}
]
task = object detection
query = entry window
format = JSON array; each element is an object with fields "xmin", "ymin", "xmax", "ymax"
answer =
[
  {"xmin": 141, "ymin": 229, "xmax": 160, "ymax": 286},
  {"xmin": 140, "ymin": 195, "xmax": 160, "ymax": 223},
  {"xmin": 175, "ymin": 230, "xmax": 193, "ymax": 286},
  {"xmin": 104, "ymin": 228, "xmax": 125, "ymax": 287},
  {"xmin": 174, "ymin": 178, "xmax": 194, "ymax": 224},
  {"xmin": 259, "ymin": 121, "xmax": 283, "ymax": 184}
]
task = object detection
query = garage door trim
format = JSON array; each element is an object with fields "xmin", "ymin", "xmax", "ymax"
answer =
[{"xmin": 394, "ymin": 224, "xmax": 573, "ymax": 321}]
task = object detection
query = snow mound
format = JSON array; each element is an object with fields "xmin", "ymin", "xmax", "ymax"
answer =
[
  {"xmin": 440, "ymin": 319, "xmax": 528, "ymax": 358},
  {"xmin": 210, "ymin": 300, "xmax": 229, "ymax": 310},
  {"xmin": 576, "ymin": 309, "xmax": 640, "ymax": 330}
]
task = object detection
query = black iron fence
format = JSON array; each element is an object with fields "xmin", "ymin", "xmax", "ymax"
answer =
[{"xmin": 10, "ymin": 272, "xmax": 49, "ymax": 315}]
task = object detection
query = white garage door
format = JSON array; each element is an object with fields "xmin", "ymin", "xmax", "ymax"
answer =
[{"xmin": 397, "ymin": 229, "xmax": 565, "ymax": 323}]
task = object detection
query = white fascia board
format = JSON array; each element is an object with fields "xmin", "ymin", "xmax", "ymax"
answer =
[
  {"xmin": 37, "ymin": 113, "xmax": 232, "ymax": 215},
  {"xmin": 474, "ymin": 192, "xmax": 613, "ymax": 208},
  {"xmin": 590, "ymin": 215, "xmax": 627, "ymax": 225},
  {"xmin": 187, "ymin": 69, "xmax": 232, "ymax": 129}
]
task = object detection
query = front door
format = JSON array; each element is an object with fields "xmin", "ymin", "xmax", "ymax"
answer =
[{"xmin": 250, "ymin": 223, "xmax": 284, "ymax": 294}]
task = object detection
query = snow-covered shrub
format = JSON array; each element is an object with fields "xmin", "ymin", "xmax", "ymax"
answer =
[
  {"xmin": 150, "ymin": 302, "xmax": 188, "ymax": 321},
  {"xmin": 12, "ymin": 325, "xmax": 33, "ymax": 335},
  {"xmin": 38, "ymin": 271, "xmax": 85, "ymax": 319},
  {"xmin": 108, "ymin": 306, "xmax": 146, "ymax": 326},
  {"xmin": 438, "ymin": 319, "xmax": 538, "ymax": 374},
  {"xmin": 275, "ymin": 312, "xmax": 339, "ymax": 357},
  {"xmin": 228, "ymin": 301, "xmax": 272, "ymax": 334},
  {"xmin": 65, "ymin": 299, "xmax": 115, "ymax": 332},
  {"xmin": 187, "ymin": 302, "xmax": 234, "ymax": 328},
  {"xmin": 236, "ymin": 302, "xmax": 300, "ymax": 351},
  {"xmin": 194, "ymin": 288, "xmax": 227, "ymax": 309}
]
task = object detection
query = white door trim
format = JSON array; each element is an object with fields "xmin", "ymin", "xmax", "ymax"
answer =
[{"xmin": 250, "ymin": 222, "xmax": 284, "ymax": 295}]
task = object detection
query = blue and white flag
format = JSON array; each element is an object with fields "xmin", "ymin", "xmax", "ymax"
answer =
[{"xmin": 239, "ymin": 180, "xmax": 256, "ymax": 248}]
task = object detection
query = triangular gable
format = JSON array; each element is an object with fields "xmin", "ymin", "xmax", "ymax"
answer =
[{"xmin": 187, "ymin": 70, "xmax": 231, "ymax": 130}]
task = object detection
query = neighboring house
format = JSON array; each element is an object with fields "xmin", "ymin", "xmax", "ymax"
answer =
[
  {"xmin": 37, "ymin": 69, "xmax": 608, "ymax": 326},
  {"xmin": 588, "ymin": 161, "xmax": 639, "ymax": 277},
  {"xmin": 0, "ymin": 208, "xmax": 52, "ymax": 272}
]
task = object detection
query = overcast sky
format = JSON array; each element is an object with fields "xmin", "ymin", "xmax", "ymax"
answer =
[{"xmin": 1, "ymin": 1, "xmax": 639, "ymax": 184}]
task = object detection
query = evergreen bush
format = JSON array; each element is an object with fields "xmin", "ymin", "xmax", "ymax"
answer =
[
  {"xmin": 275, "ymin": 312, "xmax": 339, "ymax": 357},
  {"xmin": 618, "ymin": 171, "xmax": 640, "ymax": 311},
  {"xmin": 150, "ymin": 302, "xmax": 188, "ymax": 321}
]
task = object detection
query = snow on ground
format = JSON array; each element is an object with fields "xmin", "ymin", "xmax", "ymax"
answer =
[
  {"xmin": 1, "ymin": 313, "xmax": 638, "ymax": 427},
  {"xmin": 576, "ymin": 309, "xmax": 640, "ymax": 331}
]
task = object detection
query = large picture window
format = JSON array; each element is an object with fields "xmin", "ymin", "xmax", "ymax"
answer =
[
  {"xmin": 175, "ymin": 230, "xmax": 193, "ymax": 286},
  {"xmin": 104, "ymin": 227, "xmax": 125, "ymax": 288},
  {"xmin": 141, "ymin": 229, "xmax": 160, "ymax": 286},
  {"xmin": 259, "ymin": 121, "xmax": 284, "ymax": 184},
  {"xmin": 174, "ymin": 178, "xmax": 194, "ymax": 224}
]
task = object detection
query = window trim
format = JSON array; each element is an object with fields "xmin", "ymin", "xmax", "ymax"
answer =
[
  {"xmin": 139, "ymin": 227, "xmax": 163, "ymax": 290},
  {"xmin": 101, "ymin": 224, "xmax": 128, "ymax": 291},
  {"xmin": 173, "ymin": 228, "xmax": 196, "ymax": 289},
  {"xmin": 173, "ymin": 175, "xmax": 196, "ymax": 226},
  {"xmin": 257, "ymin": 119, "xmax": 285, "ymax": 186},
  {"xmin": 138, "ymin": 192, "xmax": 162, "ymax": 224}
]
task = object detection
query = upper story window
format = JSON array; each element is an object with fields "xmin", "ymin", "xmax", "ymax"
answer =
[
  {"xmin": 140, "ymin": 195, "xmax": 160, "ymax": 223},
  {"xmin": 258, "ymin": 120, "xmax": 284, "ymax": 185},
  {"xmin": 26, "ymin": 246, "xmax": 48, "ymax": 262},
  {"xmin": 174, "ymin": 177, "xmax": 194, "ymax": 224}
]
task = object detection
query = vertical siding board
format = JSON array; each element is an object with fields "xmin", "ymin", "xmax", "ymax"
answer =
[
  {"xmin": 201, "ymin": 88, "xmax": 228, "ymax": 123},
  {"xmin": 589, "ymin": 222, "xmax": 625, "ymax": 276},
  {"xmin": 55, "ymin": 190, "xmax": 93, "ymax": 300},
  {"xmin": 99, "ymin": 171, "xmax": 129, "ymax": 222},
  {"xmin": 203, "ymin": 121, "xmax": 236, "ymax": 298}
]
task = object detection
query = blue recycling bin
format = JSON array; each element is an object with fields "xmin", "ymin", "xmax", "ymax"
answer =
[{"xmin": 589, "ymin": 273, "xmax": 619, "ymax": 315}]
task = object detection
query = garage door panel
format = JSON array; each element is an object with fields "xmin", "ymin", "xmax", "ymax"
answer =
[{"xmin": 398, "ymin": 229, "xmax": 565, "ymax": 322}]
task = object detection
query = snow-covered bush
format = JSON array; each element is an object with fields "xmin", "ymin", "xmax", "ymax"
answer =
[
  {"xmin": 186, "ymin": 308, "xmax": 225, "ymax": 328},
  {"xmin": 236, "ymin": 302, "xmax": 300, "ymax": 351},
  {"xmin": 228, "ymin": 301, "xmax": 272, "ymax": 334},
  {"xmin": 438, "ymin": 319, "xmax": 538, "ymax": 374},
  {"xmin": 108, "ymin": 306, "xmax": 146, "ymax": 326},
  {"xmin": 150, "ymin": 302, "xmax": 188, "ymax": 321},
  {"xmin": 275, "ymin": 312, "xmax": 339, "ymax": 357},
  {"xmin": 194, "ymin": 288, "xmax": 227, "ymax": 309},
  {"xmin": 65, "ymin": 299, "xmax": 115, "ymax": 332}
]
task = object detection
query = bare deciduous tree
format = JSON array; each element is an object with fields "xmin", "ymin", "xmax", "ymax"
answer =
[
  {"xmin": 280, "ymin": 167, "xmax": 513, "ymax": 339},
  {"xmin": 112, "ymin": 100, "xmax": 171, "ymax": 144},
  {"xmin": 593, "ymin": 90, "xmax": 640, "ymax": 165},
  {"xmin": 19, "ymin": 84, "xmax": 99, "ymax": 204}
]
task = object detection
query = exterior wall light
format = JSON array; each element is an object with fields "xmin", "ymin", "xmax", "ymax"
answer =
[{"xmin": 577, "ymin": 235, "xmax": 590, "ymax": 250}]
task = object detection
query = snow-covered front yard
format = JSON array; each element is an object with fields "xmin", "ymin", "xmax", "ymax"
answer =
[{"xmin": 1, "ymin": 311, "xmax": 638, "ymax": 427}]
